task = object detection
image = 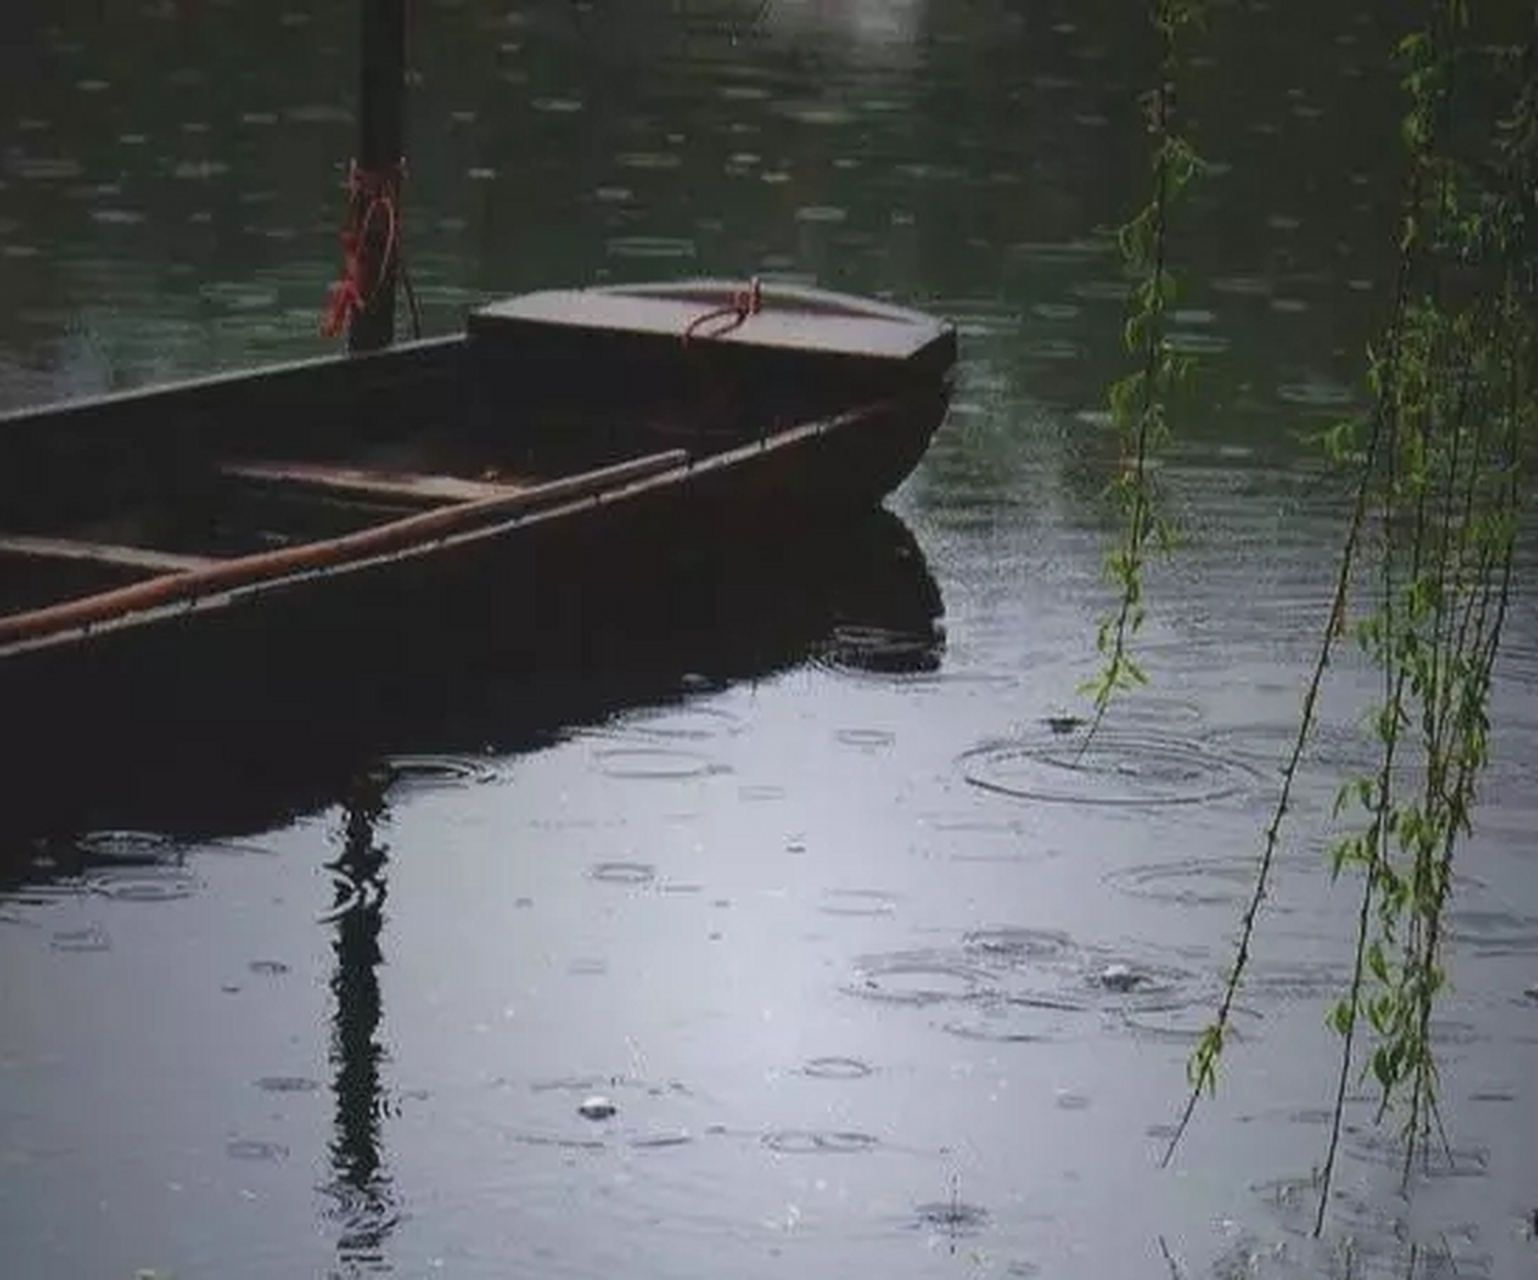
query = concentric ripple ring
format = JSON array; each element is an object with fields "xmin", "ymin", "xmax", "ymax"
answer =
[{"xmin": 959, "ymin": 731, "xmax": 1256, "ymax": 807}]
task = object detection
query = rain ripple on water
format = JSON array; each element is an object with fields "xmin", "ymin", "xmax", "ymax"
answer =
[
  {"xmin": 1276, "ymin": 380, "xmax": 1357, "ymax": 410},
  {"xmin": 941, "ymin": 993, "xmax": 1083, "ymax": 1044},
  {"xmin": 812, "ymin": 623, "xmax": 945, "ymax": 680},
  {"xmin": 623, "ymin": 704, "xmax": 743, "ymax": 741},
  {"xmin": 834, "ymin": 727, "xmax": 896, "ymax": 751},
  {"xmin": 255, "ymin": 1075, "xmax": 322, "ymax": 1094},
  {"xmin": 225, "ymin": 1139, "xmax": 288, "ymax": 1162},
  {"xmin": 801, "ymin": 1056, "xmax": 874, "ymax": 1080},
  {"xmin": 85, "ymin": 866, "xmax": 201, "ymax": 903},
  {"xmin": 1104, "ymin": 857, "xmax": 1278, "ymax": 909},
  {"xmin": 843, "ymin": 925, "xmax": 1224, "ymax": 1044},
  {"xmin": 1343, "ymin": 1125, "xmax": 1490, "ymax": 1180},
  {"xmin": 72, "ymin": 830, "xmax": 181, "ymax": 865},
  {"xmin": 590, "ymin": 742, "xmax": 729, "ymax": 780},
  {"xmin": 961, "ymin": 926, "xmax": 1075, "ymax": 964},
  {"xmin": 912, "ymin": 1197, "xmax": 990, "ymax": 1236},
  {"xmin": 819, "ymin": 888, "xmax": 900, "ymax": 917},
  {"xmin": 381, "ymin": 754, "xmax": 498, "ymax": 790},
  {"xmin": 959, "ymin": 729, "xmax": 1257, "ymax": 807},
  {"xmin": 843, "ymin": 950, "xmax": 994, "ymax": 1005},
  {"xmin": 587, "ymin": 861, "xmax": 657, "ymax": 887},
  {"xmin": 1444, "ymin": 907, "xmax": 1538, "ymax": 956},
  {"xmin": 50, "ymin": 924, "xmax": 112, "ymax": 953},
  {"xmin": 761, "ymin": 1129, "xmax": 879, "ymax": 1155},
  {"xmin": 605, "ymin": 236, "xmax": 697, "ymax": 260}
]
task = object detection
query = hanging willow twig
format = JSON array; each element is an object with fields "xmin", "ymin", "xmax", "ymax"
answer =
[
  {"xmin": 1162, "ymin": 9, "xmax": 1533, "ymax": 1235},
  {"xmin": 1310, "ymin": 5, "xmax": 1532, "ymax": 1228},
  {"xmin": 1079, "ymin": 0, "xmax": 1206, "ymax": 745}
]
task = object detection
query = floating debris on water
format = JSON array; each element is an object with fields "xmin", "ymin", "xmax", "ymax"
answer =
[
  {"xmin": 577, "ymin": 1095, "xmax": 616, "ymax": 1120},
  {"xmin": 1099, "ymin": 963, "xmax": 1142, "ymax": 993}
]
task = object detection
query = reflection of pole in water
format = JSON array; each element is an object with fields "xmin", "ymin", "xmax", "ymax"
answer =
[{"xmin": 322, "ymin": 768, "xmax": 398, "ymax": 1275}]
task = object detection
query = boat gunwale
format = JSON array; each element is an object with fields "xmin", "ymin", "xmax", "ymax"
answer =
[{"xmin": 0, "ymin": 334, "xmax": 465, "ymax": 429}]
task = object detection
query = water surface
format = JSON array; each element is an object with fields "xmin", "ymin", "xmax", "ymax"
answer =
[{"xmin": 3, "ymin": 2, "xmax": 1537, "ymax": 1278}]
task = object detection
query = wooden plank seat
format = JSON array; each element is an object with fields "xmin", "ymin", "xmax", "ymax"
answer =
[
  {"xmin": 221, "ymin": 459, "xmax": 529, "ymax": 506},
  {"xmin": 0, "ymin": 534, "xmax": 218, "ymax": 574}
]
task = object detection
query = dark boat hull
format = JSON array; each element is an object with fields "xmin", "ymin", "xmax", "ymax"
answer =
[
  {"xmin": 0, "ymin": 391, "xmax": 945, "ymax": 650},
  {"xmin": 0, "ymin": 281, "xmax": 955, "ymax": 783}
]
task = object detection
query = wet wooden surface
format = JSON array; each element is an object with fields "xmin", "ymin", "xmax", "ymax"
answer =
[
  {"xmin": 0, "ymin": 534, "xmax": 217, "ymax": 574},
  {"xmin": 471, "ymin": 284, "xmax": 951, "ymax": 361},
  {"xmin": 222, "ymin": 460, "xmax": 529, "ymax": 506}
]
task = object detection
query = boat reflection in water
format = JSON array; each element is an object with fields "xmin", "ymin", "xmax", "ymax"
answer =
[
  {"xmin": 319, "ymin": 768, "xmax": 400, "ymax": 1279},
  {"xmin": 0, "ymin": 504, "xmax": 943, "ymax": 1279},
  {"xmin": 1, "ymin": 503, "xmax": 943, "ymax": 851}
]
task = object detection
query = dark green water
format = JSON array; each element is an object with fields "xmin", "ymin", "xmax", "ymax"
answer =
[{"xmin": 4, "ymin": 3, "xmax": 1537, "ymax": 1278}]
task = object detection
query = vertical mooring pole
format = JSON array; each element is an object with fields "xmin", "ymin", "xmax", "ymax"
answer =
[{"xmin": 350, "ymin": 0, "xmax": 407, "ymax": 354}]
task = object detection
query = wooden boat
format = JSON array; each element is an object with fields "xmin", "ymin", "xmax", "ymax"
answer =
[{"xmin": 0, "ymin": 279, "xmax": 954, "ymax": 694}]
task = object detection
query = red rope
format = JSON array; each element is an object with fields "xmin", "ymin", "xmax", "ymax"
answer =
[
  {"xmin": 681, "ymin": 277, "xmax": 763, "ymax": 345},
  {"xmin": 320, "ymin": 160, "xmax": 405, "ymax": 339}
]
